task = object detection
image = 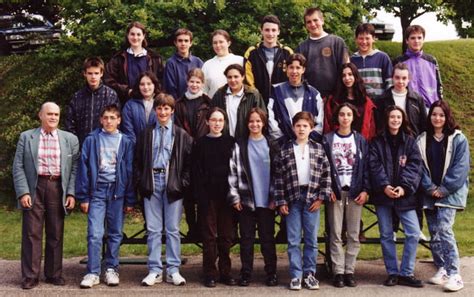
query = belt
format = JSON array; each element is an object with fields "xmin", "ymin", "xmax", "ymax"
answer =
[
  {"xmin": 341, "ymin": 185, "xmax": 350, "ymax": 191},
  {"xmin": 38, "ymin": 175, "xmax": 61, "ymax": 181},
  {"xmin": 300, "ymin": 185, "xmax": 309, "ymax": 192},
  {"xmin": 153, "ymin": 168, "xmax": 166, "ymax": 174}
]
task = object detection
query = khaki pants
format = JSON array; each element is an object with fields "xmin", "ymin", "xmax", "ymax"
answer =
[{"xmin": 327, "ymin": 190, "xmax": 362, "ymax": 274}]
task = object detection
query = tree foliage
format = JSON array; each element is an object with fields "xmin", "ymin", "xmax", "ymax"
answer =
[
  {"xmin": 443, "ymin": 0, "xmax": 474, "ymax": 38},
  {"xmin": 0, "ymin": 0, "xmax": 368, "ymax": 193}
]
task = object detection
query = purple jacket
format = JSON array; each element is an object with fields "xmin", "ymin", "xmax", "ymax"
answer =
[{"xmin": 393, "ymin": 49, "xmax": 443, "ymax": 108}]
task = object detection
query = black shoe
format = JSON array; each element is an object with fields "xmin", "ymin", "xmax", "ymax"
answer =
[
  {"xmin": 344, "ymin": 274, "xmax": 357, "ymax": 287},
  {"xmin": 219, "ymin": 275, "xmax": 237, "ymax": 286},
  {"xmin": 21, "ymin": 278, "xmax": 39, "ymax": 290},
  {"xmin": 238, "ymin": 275, "xmax": 251, "ymax": 287},
  {"xmin": 45, "ymin": 276, "xmax": 65, "ymax": 286},
  {"xmin": 265, "ymin": 274, "xmax": 278, "ymax": 286},
  {"xmin": 204, "ymin": 277, "xmax": 216, "ymax": 288},
  {"xmin": 384, "ymin": 274, "xmax": 399, "ymax": 286},
  {"xmin": 398, "ymin": 275, "xmax": 424, "ymax": 288},
  {"xmin": 333, "ymin": 274, "xmax": 345, "ymax": 288}
]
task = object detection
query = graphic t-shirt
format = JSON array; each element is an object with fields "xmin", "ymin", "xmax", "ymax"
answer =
[{"xmin": 332, "ymin": 132, "xmax": 356, "ymax": 187}]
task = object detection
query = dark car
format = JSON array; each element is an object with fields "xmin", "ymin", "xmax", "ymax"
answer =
[
  {"xmin": 369, "ymin": 18, "xmax": 395, "ymax": 41},
  {"xmin": 0, "ymin": 13, "xmax": 60, "ymax": 55}
]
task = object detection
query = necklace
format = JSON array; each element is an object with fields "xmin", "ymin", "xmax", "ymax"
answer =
[
  {"xmin": 433, "ymin": 133, "xmax": 444, "ymax": 142},
  {"xmin": 301, "ymin": 144, "xmax": 306, "ymax": 160}
]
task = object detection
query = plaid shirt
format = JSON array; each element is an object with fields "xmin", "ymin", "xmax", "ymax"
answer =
[
  {"xmin": 274, "ymin": 139, "xmax": 331, "ymax": 206},
  {"xmin": 37, "ymin": 128, "xmax": 61, "ymax": 176}
]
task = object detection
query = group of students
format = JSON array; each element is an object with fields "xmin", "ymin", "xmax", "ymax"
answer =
[{"xmin": 59, "ymin": 6, "xmax": 468, "ymax": 293}]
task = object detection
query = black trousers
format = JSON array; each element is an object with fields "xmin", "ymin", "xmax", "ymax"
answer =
[
  {"xmin": 238, "ymin": 207, "xmax": 277, "ymax": 277},
  {"xmin": 200, "ymin": 198, "xmax": 234, "ymax": 279},
  {"xmin": 21, "ymin": 177, "xmax": 64, "ymax": 280}
]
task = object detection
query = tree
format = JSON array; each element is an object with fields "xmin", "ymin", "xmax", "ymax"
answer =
[
  {"xmin": 443, "ymin": 0, "xmax": 474, "ymax": 38},
  {"xmin": 365, "ymin": 0, "xmax": 445, "ymax": 53}
]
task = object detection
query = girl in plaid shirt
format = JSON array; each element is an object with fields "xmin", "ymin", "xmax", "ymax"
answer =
[{"xmin": 274, "ymin": 111, "xmax": 331, "ymax": 290}]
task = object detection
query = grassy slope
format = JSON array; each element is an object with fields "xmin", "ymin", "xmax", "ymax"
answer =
[{"xmin": 0, "ymin": 39, "xmax": 473, "ymax": 260}]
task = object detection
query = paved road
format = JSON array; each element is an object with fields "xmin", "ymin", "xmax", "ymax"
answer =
[{"xmin": 0, "ymin": 255, "xmax": 472, "ymax": 296}]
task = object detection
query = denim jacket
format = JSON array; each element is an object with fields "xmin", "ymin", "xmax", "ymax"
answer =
[
  {"xmin": 75, "ymin": 129, "xmax": 135, "ymax": 207},
  {"xmin": 417, "ymin": 130, "xmax": 470, "ymax": 210}
]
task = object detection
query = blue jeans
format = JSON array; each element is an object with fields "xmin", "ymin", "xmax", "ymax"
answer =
[
  {"xmin": 376, "ymin": 205, "xmax": 420, "ymax": 276},
  {"xmin": 144, "ymin": 173, "xmax": 183, "ymax": 275},
  {"xmin": 286, "ymin": 198, "xmax": 320, "ymax": 279},
  {"xmin": 87, "ymin": 182, "xmax": 124, "ymax": 275},
  {"xmin": 425, "ymin": 207, "xmax": 459, "ymax": 276}
]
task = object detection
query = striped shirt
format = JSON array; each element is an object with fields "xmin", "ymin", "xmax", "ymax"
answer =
[
  {"xmin": 38, "ymin": 129, "xmax": 61, "ymax": 176},
  {"xmin": 351, "ymin": 50, "xmax": 393, "ymax": 97}
]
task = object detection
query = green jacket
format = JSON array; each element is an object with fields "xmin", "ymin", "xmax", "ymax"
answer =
[
  {"xmin": 13, "ymin": 128, "xmax": 79, "ymax": 214},
  {"xmin": 211, "ymin": 84, "xmax": 267, "ymax": 140}
]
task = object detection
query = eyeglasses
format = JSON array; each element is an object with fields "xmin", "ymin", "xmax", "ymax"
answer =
[{"xmin": 208, "ymin": 118, "xmax": 224, "ymax": 123}]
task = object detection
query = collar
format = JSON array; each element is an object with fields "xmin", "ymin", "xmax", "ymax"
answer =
[
  {"xmin": 405, "ymin": 49, "xmax": 423, "ymax": 58},
  {"xmin": 354, "ymin": 49, "xmax": 379, "ymax": 57},
  {"xmin": 309, "ymin": 32, "xmax": 328, "ymax": 40},
  {"xmin": 127, "ymin": 47, "xmax": 148, "ymax": 57},
  {"xmin": 156, "ymin": 120, "xmax": 173, "ymax": 130},
  {"xmin": 174, "ymin": 52, "xmax": 192, "ymax": 61},
  {"xmin": 185, "ymin": 90, "xmax": 203, "ymax": 99},
  {"xmin": 40, "ymin": 128, "xmax": 58, "ymax": 136},
  {"xmin": 226, "ymin": 86, "xmax": 244, "ymax": 97},
  {"xmin": 86, "ymin": 82, "xmax": 103, "ymax": 93},
  {"xmin": 100, "ymin": 128, "xmax": 120, "ymax": 135}
]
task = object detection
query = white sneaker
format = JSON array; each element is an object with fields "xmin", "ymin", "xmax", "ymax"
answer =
[
  {"xmin": 419, "ymin": 232, "xmax": 430, "ymax": 242},
  {"xmin": 105, "ymin": 268, "xmax": 119, "ymax": 286},
  {"xmin": 80, "ymin": 273, "xmax": 100, "ymax": 288},
  {"xmin": 443, "ymin": 274, "xmax": 464, "ymax": 292},
  {"xmin": 166, "ymin": 271, "xmax": 186, "ymax": 286},
  {"xmin": 141, "ymin": 272, "xmax": 163, "ymax": 286},
  {"xmin": 303, "ymin": 273, "xmax": 320, "ymax": 290},
  {"xmin": 289, "ymin": 278, "xmax": 301, "ymax": 290},
  {"xmin": 429, "ymin": 267, "xmax": 448, "ymax": 285}
]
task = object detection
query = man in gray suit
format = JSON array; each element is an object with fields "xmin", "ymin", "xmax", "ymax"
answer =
[{"xmin": 13, "ymin": 102, "xmax": 79, "ymax": 289}]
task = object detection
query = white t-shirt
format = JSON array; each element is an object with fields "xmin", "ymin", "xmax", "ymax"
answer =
[
  {"xmin": 332, "ymin": 132, "xmax": 356, "ymax": 188},
  {"xmin": 202, "ymin": 53, "xmax": 244, "ymax": 98},
  {"xmin": 293, "ymin": 143, "xmax": 310, "ymax": 185},
  {"xmin": 392, "ymin": 89, "xmax": 408, "ymax": 113}
]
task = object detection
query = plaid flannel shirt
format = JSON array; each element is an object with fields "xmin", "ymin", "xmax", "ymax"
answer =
[{"xmin": 274, "ymin": 139, "xmax": 331, "ymax": 206}]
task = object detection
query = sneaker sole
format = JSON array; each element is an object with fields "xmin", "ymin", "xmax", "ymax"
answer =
[
  {"xmin": 106, "ymin": 282, "xmax": 119, "ymax": 286},
  {"xmin": 166, "ymin": 279, "xmax": 186, "ymax": 286},
  {"xmin": 444, "ymin": 285, "xmax": 464, "ymax": 292},
  {"xmin": 80, "ymin": 281, "xmax": 99, "ymax": 289}
]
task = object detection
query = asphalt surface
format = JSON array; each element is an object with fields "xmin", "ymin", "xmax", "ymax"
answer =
[{"xmin": 0, "ymin": 254, "xmax": 472, "ymax": 296}]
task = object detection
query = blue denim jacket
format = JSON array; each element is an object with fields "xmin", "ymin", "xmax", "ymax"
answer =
[
  {"xmin": 417, "ymin": 130, "xmax": 470, "ymax": 210},
  {"xmin": 76, "ymin": 129, "xmax": 135, "ymax": 207}
]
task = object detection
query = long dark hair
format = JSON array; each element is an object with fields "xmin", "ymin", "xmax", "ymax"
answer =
[
  {"xmin": 333, "ymin": 63, "xmax": 367, "ymax": 107},
  {"xmin": 131, "ymin": 71, "xmax": 160, "ymax": 99},
  {"xmin": 426, "ymin": 100, "xmax": 460, "ymax": 136},
  {"xmin": 383, "ymin": 105, "xmax": 413, "ymax": 136}
]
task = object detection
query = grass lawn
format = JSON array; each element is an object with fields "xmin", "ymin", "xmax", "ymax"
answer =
[{"xmin": 0, "ymin": 201, "xmax": 472, "ymax": 261}]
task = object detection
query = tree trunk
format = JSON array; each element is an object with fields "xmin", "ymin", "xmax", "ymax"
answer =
[{"xmin": 400, "ymin": 12, "xmax": 411, "ymax": 54}]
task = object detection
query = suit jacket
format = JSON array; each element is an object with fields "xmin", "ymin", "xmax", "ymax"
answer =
[{"xmin": 13, "ymin": 127, "xmax": 79, "ymax": 213}]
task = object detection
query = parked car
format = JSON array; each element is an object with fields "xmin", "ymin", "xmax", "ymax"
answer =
[
  {"xmin": 369, "ymin": 18, "xmax": 395, "ymax": 41},
  {"xmin": 0, "ymin": 13, "xmax": 61, "ymax": 55}
]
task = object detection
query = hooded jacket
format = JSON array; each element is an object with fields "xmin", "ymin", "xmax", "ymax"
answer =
[{"xmin": 417, "ymin": 130, "xmax": 470, "ymax": 210}]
